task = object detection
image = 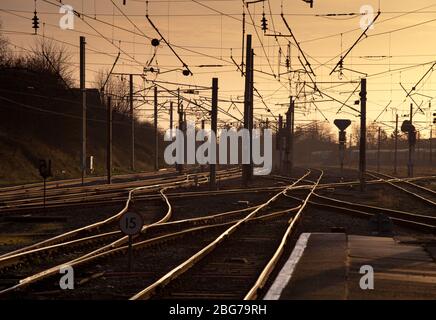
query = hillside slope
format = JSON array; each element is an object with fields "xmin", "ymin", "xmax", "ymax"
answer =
[{"xmin": 0, "ymin": 67, "xmax": 164, "ymax": 185}]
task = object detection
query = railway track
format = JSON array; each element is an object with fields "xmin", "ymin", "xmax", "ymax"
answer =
[
  {"xmin": 129, "ymin": 170, "xmax": 321, "ymax": 300},
  {"xmin": 1, "ymin": 168, "xmax": 435, "ymax": 299},
  {"xmin": 0, "ymin": 168, "xmax": 257, "ymax": 291},
  {"xmin": 0, "ymin": 168, "xmax": 243, "ymax": 258},
  {"xmin": 0, "ymin": 167, "xmax": 219, "ymax": 210},
  {"xmin": 367, "ymin": 171, "xmax": 436, "ymax": 207},
  {"xmin": 286, "ymin": 192, "xmax": 436, "ymax": 233},
  {"xmin": 3, "ymin": 172, "xmax": 435, "ymax": 215},
  {"xmin": 0, "ymin": 168, "xmax": 176, "ymax": 195},
  {"xmin": 0, "ymin": 194, "xmax": 297, "ymax": 298}
]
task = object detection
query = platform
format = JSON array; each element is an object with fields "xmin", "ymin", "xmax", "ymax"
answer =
[{"xmin": 265, "ymin": 233, "xmax": 436, "ymax": 300}]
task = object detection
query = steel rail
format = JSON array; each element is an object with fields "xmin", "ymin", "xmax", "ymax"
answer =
[
  {"xmin": 312, "ymin": 193, "xmax": 436, "ymax": 225},
  {"xmin": 0, "ymin": 205, "xmax": 301, "ymax": 296},
  {"xmin": 285, "ymin": 193, "xmax": 436, "ymax": 233},
  {"xmin": 0, "ymin": 169, "xmax": 182, "ymax": 200},
  {"xmin": 367, "ymin": 171, "xmax": 436, "ymax": 207},
  {"xmin": 0, "ymin": 168, "xmax": 175, "ymax": 194},
  {"xmin": 129, "ymin": 170, "xmax": 312, "ymax": 300},
  {"xmin": 244, "ymin": 170, "xmax": 323, "ymax": 300},
  {"xmin": 0, "ymin": 168, "xmax": 241, "ymax": 263},
  {"xmin": 0, "ymin": 168, "xmax": 242, "ymax": 209},
  {"xmin": 369, "ymin": 171, "xmax": 436, "ymax": 196},
  {"xmin": 0, "ymin": 170, "xmax": 204, "ymax": 204},
  {"xmin": 0, "ymin": 203, "xmax": 265, "ymax": 272},
  {"xmin": 0, "ymin": 167, "xmax": 235, "ymax": 202},
  {"xmin": 0, "ymin": 176, "xmax": 189, "ymax": 259},
  {"xmin": 2, "ymin": 174, "xmax": 431, "ymax": 214}
]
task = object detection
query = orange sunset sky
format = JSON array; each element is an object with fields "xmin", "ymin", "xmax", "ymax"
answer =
[{"xmin": 1, "ymin": 0, "xmax": 436, "ymax": 138}]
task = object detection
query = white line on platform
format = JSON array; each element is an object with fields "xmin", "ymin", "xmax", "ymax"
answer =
[{"xmin": 263, "ymin": 232, "xmax": 311, "ymax": 300}]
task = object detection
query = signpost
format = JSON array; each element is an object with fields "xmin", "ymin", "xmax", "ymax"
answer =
[
  {"xmin": 119, "ymin": 212, "xmax": 144, "ymax": 272},
  {"xmin": 401, "ymin": 120, "xmax": 416, "ymax": 177},
  {"xmin": 334, "ymin": 119, "xmax": 351, "ymax": 178},
  {"xmin": 38, "ymin": 159, "xmax": 52, "ymax": 208}
]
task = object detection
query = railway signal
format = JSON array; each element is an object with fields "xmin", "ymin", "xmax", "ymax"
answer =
[
  {"xmin": 38, "ymin": 159, "xmax": 52, "ymax": 208},
  {"xmin": 401, "ymin": 118, "xmax": 416, "ymax": 177},
  {"xmin": 333, "ymin": 119, "xmax": 351, "ymax": 178},
  {"xmin": 119, "ymin": 212, "xmax": 144, "ymax": 273}
]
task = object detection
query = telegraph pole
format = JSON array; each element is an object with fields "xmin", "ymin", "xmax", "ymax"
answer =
[
  {"xmin": 289, "ymin": 96, "xmax": 295, "ymax": 175},
  {"xmin": 201, "ymin": 118, "xmax": 206, "ymax": 166},
  {"xmin": 359, "ymin": 78, "xmax": 367, "ymax": 191},
  {"xmin": 394, "ymin": 113, "xmax": 398, "ymax": 174},
  {"xmin": 107, "ymin": 97, "xmax": 112, "ymax": 184},
  {"xmin": 377, "ymin": 126, "xmax": 381, "ymax": 172},
  {"xmin": 80, "ymin": 36, "xmax": 86, "ymax": 186},
  {"xmin": 154, "ymin": 86, "xmax": 159, "ymax": 171},
  {"xmin": 408, "ymin": 103, "xmax": 414, "ymax": 177},
  {"xmin": 129, "ymin": 74, "xmax": 135, "ymax": 171},
  {"xmin": 170, "ymin": 101, "xmax": 173, "ymax": 130},
  {"xmin": 430, "ymin": 103, "xmax": 434, "ymax": 165},
  {"xmin": 277, "ymin": 114, "xmax": 283, "ymax": 173},
  {"xmin": 285, "ymin": 109, "xmax": 291, "ymax": 175},
  {"xmin": 177, "ymin": 89, "xmax": 184, "ymax": 173},
  {"xmin": 243, "ymin": 34, "xmax": 252, "ymax": 185},
  {"xmin": 249, "ymin": 48, "xmax": 254, "ymax": 180},
  {"xmin": 210, "ymin": 78, "xmax": 218, "ymax": 189},
  {"xmin": 430, "ymin": 126, "xmax": 433, "ymax": 165}
]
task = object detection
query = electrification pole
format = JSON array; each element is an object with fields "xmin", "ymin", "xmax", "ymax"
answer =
[
  {"xmin": 170, "ymin": 101, "xmax": 173, "ymax": 130},
  {"xmin": 394, "ymin": 113, "xmax": 398, "ymax": 174},
  {"xmin": 377, "ymin": 126, "xmax": 381, "ymax": 172},
  {"xmin": 177, "ymin": 89, "xmax": 184, "ymax": 173},
  {"xmin": 107, "ymin": 97, "xmax": 112, "ymax": 184},
  {"xmin": 80, "ymin": 36, "xmax": 86, "ymax": 186},
  {"xmin": 210, "ymin": 78, "xmax": 218, "ymax": 189},
  {"xmin": 289, "ymin": 96, "xmax": 295, "ymax": 175},
  {"xmin": 243, "ymin": 34, "xmax": 253, "ymax": 185},
  {"xmin": 359, "ymin": 78, "xmax": 367, "ymax": 191},
  {"xmin": 430, "ymin": 126, "xmax": 433, "ymax": 165},
  {"xmin": 129, "ymin": 74, "xmax": 135, "ymax": 171},
  {"xmin": 154, "ymin": 86, "xmax": 159, "ymax": 171},
  {"xmin": 408, "ymin": 103, "xmax": 414, "ymax": 177}
]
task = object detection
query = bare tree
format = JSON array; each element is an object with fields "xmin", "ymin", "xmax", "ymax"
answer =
[
  {"xmin": 26, "ymin": 38, "xmax": 74, "ymax": 88},
  {"xmin": 94, "ymin": 69, "xmax": 130, "ymax": 114},
  {"xmin": 351, "ymin": 122, "xmax": 395, "ymax": 148},
  {"xmin": 296, "ymin": 121, "xmax": 333, "ymax": 142},
  {"xmin": 0, "ymin": 21, "xmax": 12, "ymax": 66}
]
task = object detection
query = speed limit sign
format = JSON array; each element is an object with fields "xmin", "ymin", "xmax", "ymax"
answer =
[
  {"xmin": 119, "ymin": 212, "xmax": 144, "ymax": 235},
  {"xmin": 120, "ymin": 212, "xmax": 144, "ymax": 272}
]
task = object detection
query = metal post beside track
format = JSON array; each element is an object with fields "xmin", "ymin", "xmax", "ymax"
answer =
[
  {"xmin": 210, "ymin": 78, "xmax": 218, "ymax": 189},
  {"xmin": 359, "ymin": 78, "xmax": 367, "ymax": 191}
]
